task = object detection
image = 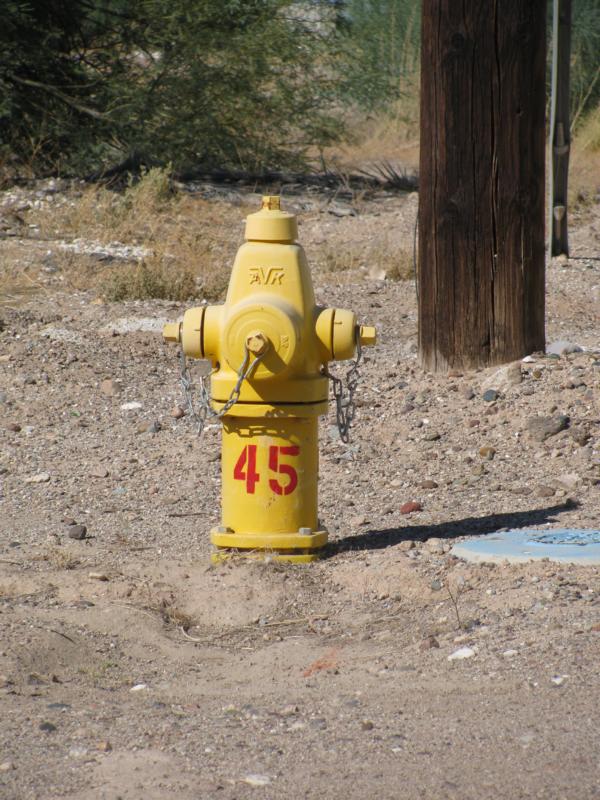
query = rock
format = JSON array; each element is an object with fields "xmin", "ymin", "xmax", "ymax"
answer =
[
  {"xmin": 89, "ymin": 465, "xmax": 109, "ymax": 478},
  {"xmin": 483, "ymin": 362, "xmax": 522, "ymax": 391},
  {"xmin": 479, "ymin": 446, "xmax": 496, "ymax": 460},
  {"xmin": 0, "ymin": 761, "xmax": 15, "ymax": 772},
  {"xmin": 430, "ymin": 579, "xmax": 442, "ymax": 591},
  {"xmin": 532, "ymin": 369, "xmax": 543, "ymax": 380},
  {"xmin": 398, "ymin": 539, "xmax": 415, "ymax": 551},
  {"xmin": 100, "ymin": 378, "xmax": 120, "ymax": 396},
  {"xmin": 352, "ymin": 515, "xmax": 367, "ymax": 528},
  {"xmin": 120, "ymin": 401, "xmax": 143, "ymax": 411},
  {"xmin": 67, "ymin": 524, "xmax": 87, "ymax": 540},
  {"xmin": 536, "ymin": 485, "xmax": 555, "ymax": 498},
  {"xmin": 526, "ymin": 414, "xmax": 569, "ymax": 442},
  {"xmin": 6, "ymin": 422, "xmax": 21, "ymax": 432},
  {"xmin": 547, "ymin": 340, "xmax": 583, "ymax": 356},
  {"xmin": 361, "ymin": 719, "xmax": 375, "ymax": 730},
  {"xmin": 448, "ymin": 646, "xmax": 476, "ymax": 661},
  {"xmin": 570, "ymin": 427, "xmax": 591, "ymax": 446},
  {"xmin": 419, "ymin": 635, "xmax": 440, "ymax": 651},
  {"xmin": 556, "ymin": 472, "xmax": 580, "ymax": 490},
  {"xmin": 482, "ymin": 389, "xmax": 499, "ymax": 402},
  {"xmin": 171, "ymin": 406, "xmax": 185, "ymax": 419},
  {"xmin": 242, "ymin": 775, "xmax": 271, "ymax": 787},
  {"xmin": 419, "ymin": 479, "xmax": 438, "ymax": 489},
  {"xmin": 97, "ymin": 741, "xmax": 112, "ymax": 752},
  {"xmin": 425, "ymin": 537, "xmax": 444, "ymax": 555},
  {"xmin": 39, "ymin": 722, "xmax": 57, "ymax": 733},
  {"xmin": 462, "ymin": 388, "xmax": 475, "ymax": 401},
  {"xmin": 400, "ymin": 501, "xmax": 422, "ymax": 515},
  {"xmin": 423, "ymin": 431, "xmax": 441, "ymax": 441},
  {"xmin": 130, "ymin": 683, "xmax": 148, "ymax": 692},
  {"xmin": 88, "ymin": 572, "xmax": 109, "ymax": 581},
  {"xmin": 471, "ymin": 464, "xmax": 486, "ymax": 476},
  {"xmin": 25, "ymin": 473, "xmax": 50, "ymax": 484}
]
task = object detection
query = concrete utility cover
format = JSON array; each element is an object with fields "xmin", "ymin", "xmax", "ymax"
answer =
[{"xmin": 451, "ymin": 529, "xmax": 600, "ymax": 565}]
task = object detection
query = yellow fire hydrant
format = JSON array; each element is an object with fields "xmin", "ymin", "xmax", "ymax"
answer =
[{"xmin": 163, "ymin": 196, "xmax": 375, "ymax": 562}]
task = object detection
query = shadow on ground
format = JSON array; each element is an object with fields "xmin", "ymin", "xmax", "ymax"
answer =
[{"xmin": 329, "ymin": 501, "xmax": 577, "ymax": 555}]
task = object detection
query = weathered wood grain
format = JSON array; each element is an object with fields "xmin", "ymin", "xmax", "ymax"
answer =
[{"xmin": 418, "ymin": 1, "xmax": 546, "ymax": 371}]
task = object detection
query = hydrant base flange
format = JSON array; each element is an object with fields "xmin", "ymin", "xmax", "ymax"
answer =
[
  {"xmin": 210, "ymin": 528, "xmax": 327, "ymax": 563},
  {"xmin": 211, "ymin": 550, "xmax": 324, "ymax": 565}
]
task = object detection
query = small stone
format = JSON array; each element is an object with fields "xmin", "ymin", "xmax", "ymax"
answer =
[
  {"xmin": 130, "ymin": 683, "xmax": 148, "ymax": 692},
  {"xmin": 430, "ymin": 579, "xmax": 442, "ymax": 591},
  {"xmin": 570, "ymin": 427, "xmax": 591, "ymax": 446},
  {"xmin": 89, "ymin": 465, "xmax": 109, "ymax": 478},
  {"xmin": 361, "ymin": 720, "xmax": 374, "ymax": 731},
  {"xmin": 556, "ymin": 472, "xmax": 580, "ymax": 490},
  {"xmin": 483, "ymin": 362, "xmax": 522, "ymax": 391},
  {"xmin": 6, "ymin": 422, "xmax": 21, "ymax": 432},
  {"xmin": 400, "ymin": 501, "xmax": 422, "ymax": 515},
  {"xmin": 23, "ymin": 375, "xmax": 36, "ymax": 385},
  {"xmin": 425, "ymin": 537, "xmax": 444, "ymax": 555},
  {"xmin": 39, "ymin": 721, "xmax": 57, "ymax": 733},
  {"xmin": 462, "ymin": 388, "xmax": 475, "ymax": 401},
  {"xmin": 468, "ymin": 418, "xmax": 480, "ymax": 428},
  {"xmin": 471, "ymin": 464, "xmax": 486, "ymax": 476},
  {"xmin": 479, "ymin": 446, "xmax": 496, "ymax": 460},
  {"xmin": 25, "ymin": 472, "xmax": 50, "ymax": 484},
  {"xmin": 88, "ymin": 572, "xmax": 109, "ymax": 581},
  {"xmin": 401, "ymin": 403, "xmax": 415, "ymax": 414},
  {"xmin": 100, "ymin": 378, "xmax": 120, "ymax": 396},
  {"xmin": 419, "ymin": 479, "xmax": 438, "ymax": 489},
  {"xmin": 536, "ymin": 485, "xmax": 555, "ymax": 498},
  {"xmin": 526, "ymin": 414, "xmax": 569, "ymax": 442},
  {"xmin": 551, "ymin": 675, "xmax": 567, "ymax": 686},
  {"xmin": 171, "ymin": 406, "xmax": 185, "ymax": 419},
  {"xmin": 398, "ymin": 539, "xmax": 415, "ymax": 551},
  {"xmin": 97, "ymin": 741, "xmax": 112, "ymax": 752},
  {"xmin": 67, "ymin": 524, "xmax": 87, "ymax": 540},
  {"xmin": 482, "ymin": 389, "xmax": 499, "ymax": 402},
  {"xmin": 547, "ymin": 340, "xmax": 583, "ymax": 356},
  {"xmin": 352, "ymin": 515, "xmax": 367, "ymax": 528},
  {"xmin": 120, "ymin": 401, "xmax": 143, "ymax": 411},
  {"xmin": 448, "ymin": 646, "xmax": 475, "ymax": 661},
  {"xmin": 242, "ymin": 775, "xmax": 271, "ymax": 787},
  {"xmin": 0, "ymin": 761, "xmax": 15, "ymax": 772},
  {"xmin": 532, "ymin": 369, "xmax": 543, "ymax": 380},
  {"xmin": 423, "ymin": 431, "xmax": 441, "ymax": 441},
  {"xmin": 419, "ymin": 635, "xmax": 440, "ymax": 651}
]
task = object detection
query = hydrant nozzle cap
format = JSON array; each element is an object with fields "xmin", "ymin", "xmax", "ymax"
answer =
[
  {"xmin": 163, "ymin": 321, "xmax": 181, "ymax": 344},
  {"xmin": 245, "ymin": 195, "xmax": 298, "ymax": 243}
]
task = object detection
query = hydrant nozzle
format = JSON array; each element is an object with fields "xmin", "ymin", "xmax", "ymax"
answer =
[{"xmin": 245, "ymin": 331, "xmax": 269, "ymax": 356}]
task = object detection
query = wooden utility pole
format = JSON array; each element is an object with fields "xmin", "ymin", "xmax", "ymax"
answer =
[
  {"xmin": 418, "ymin": 2, "xmax": 546, "ymax": 372},
  {"xmin": 549, "ymin": 0, "xmax": 572, "ymax": 256}
]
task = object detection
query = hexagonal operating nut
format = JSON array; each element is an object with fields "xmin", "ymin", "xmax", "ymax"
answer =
[
  {"xmin": 359, "ymin": 325, "xmax": 376, "ymax": 347},
  {"xmin": 245, "ymin": 331, "xmax": 269, "ymax": 355},
  {"xmin": 163, "ymin": 322, "xmax": 181, "ymax": 344}
]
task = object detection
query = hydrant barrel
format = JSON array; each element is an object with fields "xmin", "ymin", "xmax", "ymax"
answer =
[{"xmin": 213, "ymin": 417, "xmax": 326, "ymax": 561}]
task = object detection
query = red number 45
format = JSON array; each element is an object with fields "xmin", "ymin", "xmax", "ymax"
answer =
[{"xmin": 233, "ymin": 445, "xmax": 299, "ymax": 495}]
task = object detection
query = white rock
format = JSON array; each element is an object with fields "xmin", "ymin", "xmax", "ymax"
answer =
[
  {"xmin": 242, "ymin": 774, "xmax": 271, "ymax": 787},
  {"xmin": 120, "ymin": 401, "xmax": 143, "ymax": 411},
  {"xmin": 546, "ymin": 340, "xmax": 583, "ymax": 356},
  {"xmin": 130, "ymin": 683, "xmax": 148, "ymax": 692},
  {"xmin": 448, "ymin": 646, "xmax": 476, "ymax": 661},
  {"xmin": 503, "ymin": 649, "xmax": 518, "ymax": 657},
  {"xmin": 483, "ymin": 361, "xmax": 522, "ymax": 391},
  {"xmin": 25, "ymin": 473, "xmax": 50, "ymax": 484}
]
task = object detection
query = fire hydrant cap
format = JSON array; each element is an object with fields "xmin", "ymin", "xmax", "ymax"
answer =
[{"xmin": 245, "ymin": 195, "xmax": 298, "ymax": 243}]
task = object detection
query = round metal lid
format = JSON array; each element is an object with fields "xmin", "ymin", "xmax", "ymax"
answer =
[{"xmin": 451, "ymin": 528, "xmax": 600, "ymax": 564}]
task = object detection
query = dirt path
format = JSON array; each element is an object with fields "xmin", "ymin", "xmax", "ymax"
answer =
[{"xmin": 0, "ymin": 187, "xmax": 599, "ymax": 799}]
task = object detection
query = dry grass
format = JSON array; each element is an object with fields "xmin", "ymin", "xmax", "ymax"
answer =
[
  {"xmin": 27, "ymin": 166, "xmax": 246, "ymax": 301},
  {"xmin": 316, "ymin": 239, "xmax": 414, "ymax": 281},
  {"xmin": 570, "ymin": 105, "xmax": 600, "ymax": 209},
  {"xmin": 326, "ymin": 90, "xmax": 420, "ymax": 173}
]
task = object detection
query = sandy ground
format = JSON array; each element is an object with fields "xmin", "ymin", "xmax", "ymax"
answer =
[{"xmin": 1, "ymin": 183, "xmax": 600, "ymax": 799}]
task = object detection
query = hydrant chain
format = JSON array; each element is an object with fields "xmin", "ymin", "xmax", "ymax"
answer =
[
  {"xmin": 179, "ymin": 346, "xmax": 265, "ymax": 435},
  {"xmin": 321, "ymin": 328, "xmax": 363, "ymax": 444}
]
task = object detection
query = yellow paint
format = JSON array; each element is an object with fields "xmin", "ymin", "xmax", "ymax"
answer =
[{"xmin": 163, "ymin": 196, "xmax": 376, "ymax": 562}]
